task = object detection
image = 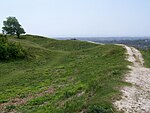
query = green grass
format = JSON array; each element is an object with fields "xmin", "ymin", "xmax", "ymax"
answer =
[
  {"xmin": 0, "ymin": 35, "xmax": 129, "ymax": 113},
  {"xmin": 141, "ymin": 49, "xmax": 150, "ymax": 68}
]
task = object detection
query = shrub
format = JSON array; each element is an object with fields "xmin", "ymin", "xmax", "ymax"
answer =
[
  {"xmin": 87, "ymin": 105, "xmax": 110, "ymax": 113},
  {"xmin": 0, "ymin": 35, "xmax": 26, "ymax": 60}
]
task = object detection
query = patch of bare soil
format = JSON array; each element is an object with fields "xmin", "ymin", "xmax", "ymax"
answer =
[{"xmin": 114, "ymin": 45, "xmax": 150, "ymax": 113}]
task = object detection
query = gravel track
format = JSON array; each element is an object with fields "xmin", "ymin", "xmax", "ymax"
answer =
[{"xmin": 114, "ymin": 45, "xmax": 150, "ymax": 113}]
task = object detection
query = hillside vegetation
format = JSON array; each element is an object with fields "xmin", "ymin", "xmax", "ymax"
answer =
[
  {"xmin": 0, "ymin": 34, "xmax": 26, "ymax": 60},
  {"xmin": 0, "ymin": 35, "xmax": 129, "ymax": 113},
  {"xmin": 141, "ymin": 50, "xmax": 150, "ymax": 68}
]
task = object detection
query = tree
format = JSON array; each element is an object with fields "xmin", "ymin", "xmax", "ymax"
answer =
[{"xmin": 2, "ymin": 17, "xmax": 25, "ymax": 38}]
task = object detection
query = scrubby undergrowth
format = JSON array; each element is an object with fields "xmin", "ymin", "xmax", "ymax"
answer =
[{"xmin": 0, "ymin": 34, "xmax": 26, "ymax": 60}]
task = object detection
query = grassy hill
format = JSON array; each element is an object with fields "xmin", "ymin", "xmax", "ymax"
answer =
[{"xmin": 0, "ymin": 35, "xmax": 129, "ymax": 113}]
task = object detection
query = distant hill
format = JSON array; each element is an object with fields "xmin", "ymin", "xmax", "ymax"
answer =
[{"xmin": 93, "ymin": 39, "xmax": 150, "ymax": 50}]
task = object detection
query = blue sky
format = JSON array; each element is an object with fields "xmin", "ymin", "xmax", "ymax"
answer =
[{"xmin": 0, "ymin": 0, "xmax": 150, "ymax": 37}]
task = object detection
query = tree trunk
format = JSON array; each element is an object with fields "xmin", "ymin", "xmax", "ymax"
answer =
[{"xmin": 17, "ymin": 33, "xmax": 20, "ymax": 38}]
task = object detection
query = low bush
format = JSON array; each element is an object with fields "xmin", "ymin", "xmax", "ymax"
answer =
[
  {"xmin": 0, "ymin": 35, "xmax": 26, "ymax": 60},
  {"xmin": 87, "ymin": 105, "xmax": 110, "ymax": 113}
]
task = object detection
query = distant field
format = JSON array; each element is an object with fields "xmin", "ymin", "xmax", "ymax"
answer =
[{"xmin": 0, "ymin": 35, "xmax": 129, "ymax": 113}]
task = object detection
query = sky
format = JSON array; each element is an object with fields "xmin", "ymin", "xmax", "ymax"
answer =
[{"xmin": 0, "ymin": 0, "xmax": 150, "ymax": 37}]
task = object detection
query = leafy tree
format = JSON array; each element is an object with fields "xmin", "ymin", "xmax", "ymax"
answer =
[{"xmin": 2, "ymin": 17, "xmax": 25, "ymax": 38}]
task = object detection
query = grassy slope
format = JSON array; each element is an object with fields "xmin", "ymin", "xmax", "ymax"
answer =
[
  {"xmin": 141, "ymin": 49, "xmax": 150, "ymax": 68},
  {"xmin": 0, "ymin": 35, "xmax": 129, "ymax": 113}
]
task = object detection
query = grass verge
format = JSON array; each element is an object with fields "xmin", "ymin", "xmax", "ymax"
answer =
[{"xmin": 141, "ymin": 49, "xmax": 150, "ymax": 68}]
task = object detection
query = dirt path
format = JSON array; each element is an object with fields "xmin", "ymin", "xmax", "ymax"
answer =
[{"xmin": 114, "ymin": 45, "xmax": 150, "ymax": 113}]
